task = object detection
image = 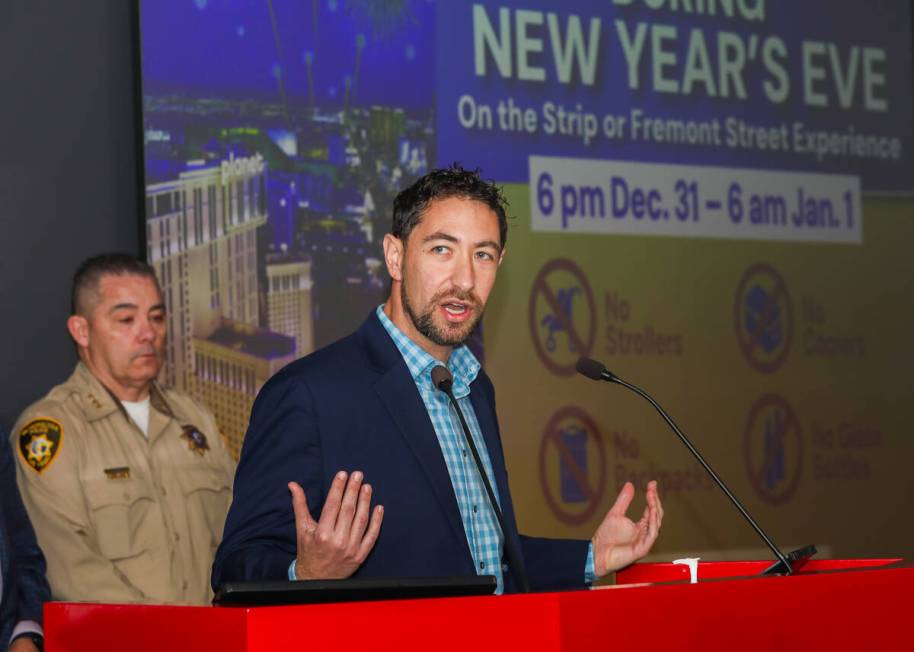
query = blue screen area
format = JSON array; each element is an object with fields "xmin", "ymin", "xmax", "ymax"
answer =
[{"xmin": 142, "ymin": 0, "xmax": 435, "ymax": 109}]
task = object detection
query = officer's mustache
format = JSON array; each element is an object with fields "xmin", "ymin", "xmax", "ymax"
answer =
[{"xmin": 129, "ymin": 346, "xmax": 162, "ymax": 361}]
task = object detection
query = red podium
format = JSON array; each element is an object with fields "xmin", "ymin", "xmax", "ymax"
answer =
[{"xmin": 45, "ymin": 559, "xmax": 912, "ymax": 651}]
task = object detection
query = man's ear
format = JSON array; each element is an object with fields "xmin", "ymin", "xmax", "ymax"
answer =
[
  {"xmin": 497, "ymin": 245, "xmax": 507, "ymax": 268},
  {"xmin": 382, "ymin": 233, "xmax": 404, "ymax": 282},
  {"xmin": 67, "ymin": 315, "xmax": 90, "ymax": 348}
]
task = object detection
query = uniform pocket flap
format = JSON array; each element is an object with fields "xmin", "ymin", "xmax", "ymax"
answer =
[
  {"xmin": 84, "ymin": 475, "xmax": 154, "ymax": 510},
  {"xmin": 176, "ymin": 465, "xmax": 231, "ymax": 495},
  {"xmin": 82, "ymin": 476, "xmax": 156, "ymax": 560}
]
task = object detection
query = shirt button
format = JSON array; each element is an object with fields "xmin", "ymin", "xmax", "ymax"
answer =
[
  {"xmin": 472, "ymin": 505, "xmax": 478, "ymax": 513},
  {"xmin": 174, "ymin": 533, "xmax": 180, "ymax": 542},
  {"xmin": 479, "ymin": 561, "xmax": 486, "ymax": 570}
]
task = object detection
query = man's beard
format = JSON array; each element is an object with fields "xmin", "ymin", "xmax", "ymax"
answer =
[{"xmin": 401, "ymin": 279, "xmax": 484, "ymax": 348}]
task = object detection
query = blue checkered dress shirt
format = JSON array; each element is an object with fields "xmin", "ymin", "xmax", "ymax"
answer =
[
  {"xmin": 290, "ymin": 308, "xmax": 596, "ymax": 589},
  {"xmin": 376, "ymin": 307, "xmax": 510, "ymax": 592}
]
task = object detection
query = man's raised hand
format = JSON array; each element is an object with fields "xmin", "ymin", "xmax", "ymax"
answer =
[
  {"xmin": 591, "ymin": 480, "xmax": 663, "ymax": 577},
  {"xmin": 289, "ymin": 470, "xmax": 383, "ymax": 580}
]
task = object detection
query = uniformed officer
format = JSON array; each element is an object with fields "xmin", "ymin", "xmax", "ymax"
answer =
[{"xmin": 10, "ymin": 253, "xmax": 236, "ymax": 605}]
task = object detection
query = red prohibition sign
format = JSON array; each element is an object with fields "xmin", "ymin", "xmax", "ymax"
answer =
[
  {"xmin": 733, "ymin": 263, "xmax": 793, "ymax": 374},
  {"xmin": 743, "ymin": 394, "xmax": 803, "ymax": 506},
  {"xmin": 539, "ymin": 405, "xmax": 607, "ymax": 525},
  {"xmin": 528, "ymin": 258, "xmax": 596, "ymax": 377}
]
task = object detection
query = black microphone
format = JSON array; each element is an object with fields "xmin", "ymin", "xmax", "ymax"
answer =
[
  {"xmin": 576, "ymin": 357, "xmax": 812, "ymax": 576},
  {"xmin": 431, "ymin": 365, "xmax": 531, "ymax": 593}
]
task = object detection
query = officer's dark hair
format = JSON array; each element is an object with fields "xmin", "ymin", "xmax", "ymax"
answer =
[
  {"xmin": 71, "ymin": 253, "xmax": 161, "ymax": 316},
  {"xmin": 391, "ymin": 163, "xmax": 509, "ymax": 248}
]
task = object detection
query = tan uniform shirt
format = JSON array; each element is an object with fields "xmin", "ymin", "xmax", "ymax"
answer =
[{"xmin": 11, "ymin": 363, "xmax": 236, "ymax": 605}]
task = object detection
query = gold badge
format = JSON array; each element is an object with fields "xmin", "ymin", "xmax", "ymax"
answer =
[
  {"xmin": 19, "ymin": 418, "xmax": 63, "ymax": 473},
  {"xmin": 181, "ymin": 424, "xmax": 210, "ymax": 456}
]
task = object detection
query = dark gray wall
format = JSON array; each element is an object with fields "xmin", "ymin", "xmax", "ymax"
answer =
[{"xmin": 0, "ymin": 2, "xmax": 140, "ymax": 430}]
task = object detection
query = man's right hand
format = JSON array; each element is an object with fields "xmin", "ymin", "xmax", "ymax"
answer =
[{"xmin": 288, "ymin": 471, "xmax": 384, "ymax": 580}]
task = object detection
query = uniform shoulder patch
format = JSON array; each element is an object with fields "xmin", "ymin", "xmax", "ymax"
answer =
[{"xmin": 19, "ymin": 418, "xmax": 64, "ymax": 473}]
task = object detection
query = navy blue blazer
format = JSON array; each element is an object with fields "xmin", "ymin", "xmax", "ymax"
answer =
[
  {"xmin": 1, "ymin": 432, "xmax": 50, "ymax": 645},
  {"xmin": 213, "ymin": 312, "xmax": 589, "ymax": 593}
]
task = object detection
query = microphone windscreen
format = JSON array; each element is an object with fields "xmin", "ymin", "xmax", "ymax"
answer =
[
  {"xmin": 431, "ymin": 365, "xmax": 453, "ymax": 391},
  {"xmin": 576, "ymin": 357, "xmax": 607, "ymax": 380}
]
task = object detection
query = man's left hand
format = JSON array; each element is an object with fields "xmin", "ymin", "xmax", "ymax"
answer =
[{"xmin": 591, "ymin": 480, "xmax": 663, "ymax": 577}]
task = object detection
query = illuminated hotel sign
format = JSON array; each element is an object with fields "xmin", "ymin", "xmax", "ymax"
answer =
[{"xmin": 221, "ymin": 152, "xmax": 265, "ymax": 185}]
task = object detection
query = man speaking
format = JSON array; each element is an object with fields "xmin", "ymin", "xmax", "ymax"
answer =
[{"xmin": 214, "ymin": 165, "xmax": 662, "ymax": 593}]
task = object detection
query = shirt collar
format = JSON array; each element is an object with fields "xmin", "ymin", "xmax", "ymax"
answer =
[
  {"xmin": 376, "ymin": 305, "xmax": 480, "ymax": 398},
  {"xmin": 73, "ymin": 362, "xmax": 174, "ymax": 422}
]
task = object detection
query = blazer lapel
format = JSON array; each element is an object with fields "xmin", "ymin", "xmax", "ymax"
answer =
[
  {"xmin": 359, "ymin": 313, "xmax": 472, "ymax": 561},
  {"xmin": 470, "ymin": 379, "xmax": 526, "ymax": 588},
  {"xmin": 470, "ymin": 386, "xmax": 514, "ymax": 525}
]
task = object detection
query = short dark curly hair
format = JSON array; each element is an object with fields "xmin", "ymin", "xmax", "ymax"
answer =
[{"xmin": 391, "ymin": 164, "xmax": 509, "ymax": 248}]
